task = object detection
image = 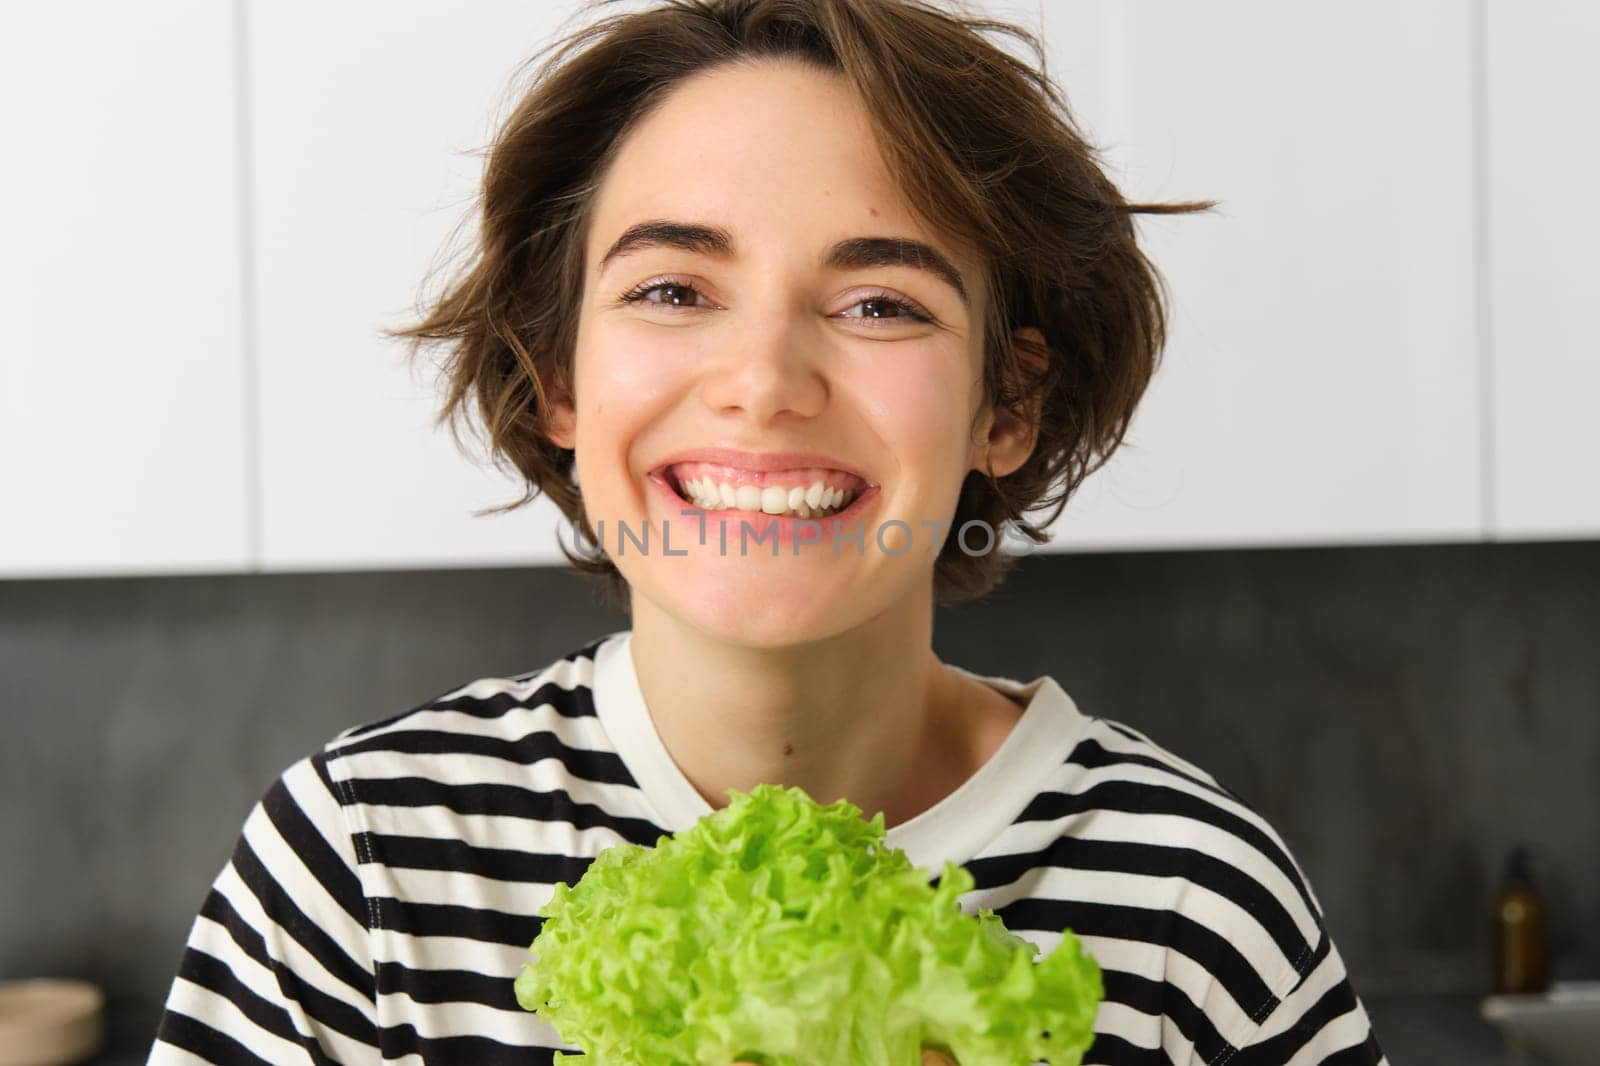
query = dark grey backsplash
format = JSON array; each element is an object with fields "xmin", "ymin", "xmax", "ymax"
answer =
[{"xmin": 3, "ymin": 541, "xmax": 1596, "ymax": 1057}]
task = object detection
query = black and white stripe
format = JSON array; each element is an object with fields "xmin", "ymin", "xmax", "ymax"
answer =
[{"xmin": 151, "ymin": 634, "xmax": 1388, "ymax": 1064}]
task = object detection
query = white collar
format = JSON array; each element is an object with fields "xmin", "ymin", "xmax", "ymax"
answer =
[{"xmin": 591, "ymin": 628, "xmax": 1091, "ymax": 874}]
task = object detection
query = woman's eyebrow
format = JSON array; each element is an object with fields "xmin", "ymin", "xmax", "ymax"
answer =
[{"xmin": 597, "ymin": 219, "xmax": 969, "ymax": 307}]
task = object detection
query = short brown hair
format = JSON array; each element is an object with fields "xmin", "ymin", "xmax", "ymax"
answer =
[{"xmin": 388, "ymin": 0, "xmax": 1214, "ymax": 609}]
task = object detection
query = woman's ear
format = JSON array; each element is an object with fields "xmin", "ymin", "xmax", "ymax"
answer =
[
  {"xmin": 542, "ymin": 371, "xmax": 577, "ymax": 451},
  {"xmin": 973, "ymin": 326, "xmax": 1048, "ymax": 479}
]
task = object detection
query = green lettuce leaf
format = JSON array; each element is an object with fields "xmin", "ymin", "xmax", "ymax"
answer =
[{"xmin": 515, "ymin": 783, "xmax": 1103, "ymax": 1065}]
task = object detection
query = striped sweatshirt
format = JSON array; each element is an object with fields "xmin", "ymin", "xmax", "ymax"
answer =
[{"xmin": 150, "ymin": 628, "xmax": 1388, "ymax": 1065}]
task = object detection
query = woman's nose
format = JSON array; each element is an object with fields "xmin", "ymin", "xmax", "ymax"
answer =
[{"xmin": 697, "ymin": 305, "xmax": 828, "ymax": 423}]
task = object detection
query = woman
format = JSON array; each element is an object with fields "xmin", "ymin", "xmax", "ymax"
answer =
[{"xmin": 151, "ymin": 1, "xmax": 1387, "ymax": 1063}]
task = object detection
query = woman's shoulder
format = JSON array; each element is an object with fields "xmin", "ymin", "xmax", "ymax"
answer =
[
  {"xmin": 1011, "ymin": 712, "xmax": 1333, "ymax": 1023},
  {"xmin": 306, "ymin": 630, "xmax": 667, "ymax": 846},
  {"xmin": 324, "ymin": 632, "xmax": 614, "ymax": 757}
]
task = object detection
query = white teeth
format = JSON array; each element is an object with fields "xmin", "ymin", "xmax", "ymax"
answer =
[{"xmin": 675, "ymin": 473, "xmax": 857, "ymax": 517}]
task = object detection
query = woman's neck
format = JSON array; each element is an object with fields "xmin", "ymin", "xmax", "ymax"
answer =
[{"xmin": 626, "ymin": 592, "xmax": 994, "ymax": 829}]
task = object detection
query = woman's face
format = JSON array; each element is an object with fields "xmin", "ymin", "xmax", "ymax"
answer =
[{"xmin": 549, "ymin": 58, "xmax": 1036, "ymax": 646}]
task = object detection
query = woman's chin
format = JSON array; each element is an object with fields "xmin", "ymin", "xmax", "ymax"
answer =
[{"xmin": 643, "ymin": 566, "xmax": 870, "ymax": 648}]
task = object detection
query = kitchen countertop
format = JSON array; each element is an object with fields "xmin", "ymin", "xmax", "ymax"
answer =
[{"xmin": 1365, "ymin": 992, "xmax": 1560, "ymax": 1065}]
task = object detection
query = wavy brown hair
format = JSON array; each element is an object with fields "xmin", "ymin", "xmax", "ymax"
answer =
[{"xmin": 387, "ymin": 0, "xmax": 1215, "ymax": 609}]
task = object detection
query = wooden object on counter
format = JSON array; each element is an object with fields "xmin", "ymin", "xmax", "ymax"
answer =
[{"xmin": 0, "ymin": 979, "xmax": 104, "ymax": 1066}]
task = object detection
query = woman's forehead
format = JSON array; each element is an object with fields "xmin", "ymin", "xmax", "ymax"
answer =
[
  {"xmin": 585, "ymin": 64, "xmax": 982, "ymax": 302},
  {"xmin": 589, "ymin": 63, "xmax": 960, "ymax": 256}
]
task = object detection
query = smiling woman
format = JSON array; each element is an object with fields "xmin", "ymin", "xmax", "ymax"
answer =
[
  {"xmin": 388, "ymin": 0, "xmax": 1215, "ymax": 612},
  {"xmin": 148, "ymin": 2, "xmax": 1387, "ymax": 1065}
]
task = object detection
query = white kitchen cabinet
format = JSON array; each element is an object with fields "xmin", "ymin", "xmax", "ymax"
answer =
[
  {"xmin": 13, "ymin": 1, "xmax": 1576, "ymax": 582},
  {"xmin": 1483, "ymin": 0, "xmax": 1600, "ymax": 540},
  {"xmin": 1033, "ymin": 1, "xmax": 1485, "ymax": 553},
  {"xmin": 246, "ymin": 1, "xmax": 599, "ymax": 571},
  {"xmin": 1, "ymin": 3, "xmax": 250, "ymax": 578}
]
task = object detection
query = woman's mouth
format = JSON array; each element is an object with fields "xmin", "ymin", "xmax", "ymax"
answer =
[
  {"xmin": 659, "ymin": 461, "xmax": 867, "ymax": 519},
  {"xmin": 646, "ymin": 461, "xmax": 879, "ymax": 545}
]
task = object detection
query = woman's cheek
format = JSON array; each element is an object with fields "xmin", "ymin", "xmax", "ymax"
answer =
[
  {"xmin": 583, "ymin": 327, "xmax": 695, "ymax": 404},
  {"xmin": 856, "ymin": 361, "xmax": 969, "ymax": 465}
]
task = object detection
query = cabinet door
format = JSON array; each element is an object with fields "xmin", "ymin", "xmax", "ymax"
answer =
[
  {"xmin": 1, "ymin": 3, "xmax": 249, "ymax": 578},
  {"xmin": 1484, "ymin": 0, "xmax": 1600, "ymax": 540},
  {"xmin": 1034, "ymin": 1, "xmax": 1483, "ymax": 553},
  {"xmin": 248, "ymin": 2, "xmax": 596, "ymax": 571}
]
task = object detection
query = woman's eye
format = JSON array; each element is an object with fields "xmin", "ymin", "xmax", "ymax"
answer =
[
  {"xmin": 839, "ymin": 294, "xmax": 934, "ymax": 325},
  {"xmin": 621, "ymin": 281, "xmax": 705, "ymax": 309},
  {"xmin": 619, "ymin": 281, "xmax": 934, "ymax": 326}
]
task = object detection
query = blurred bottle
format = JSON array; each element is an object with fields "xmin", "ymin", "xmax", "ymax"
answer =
[{"xmin": 1491, "ymin": 845, "xmax": 1549, "ymax": 995}]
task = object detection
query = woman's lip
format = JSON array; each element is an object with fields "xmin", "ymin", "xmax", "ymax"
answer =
[
  {"xmin": 655, "ymin": 460, "xmax": 874, "ymax": 494},
  {"xmin": 650, "ymin": 449, "xmax": 875, "ymax": 488},
  {"xmin": 647, "ymin": 471, "xmax": 879, "ymax": 546}
]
